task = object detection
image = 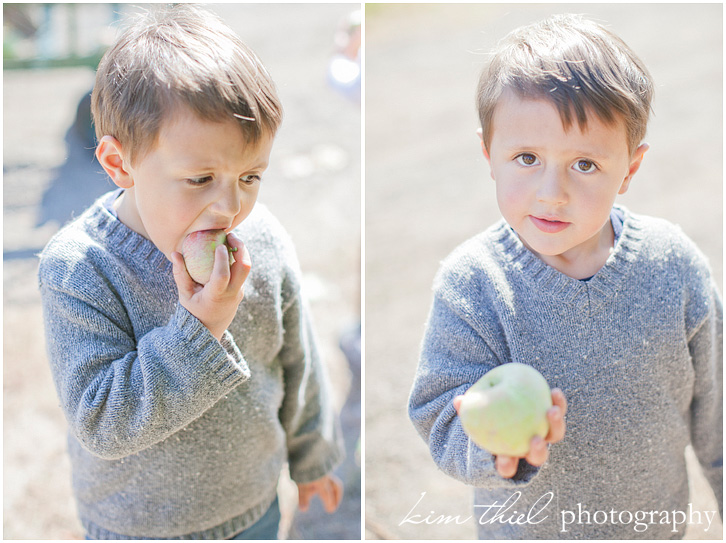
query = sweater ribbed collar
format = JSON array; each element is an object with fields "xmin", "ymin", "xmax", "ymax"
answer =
[
  {"xmin": 492, "ymin": 206, "xmax": 645, "ymax": 313},
  {"xmin": 82, "ymin": 191, "xmax": 173, "ymax": 275}
]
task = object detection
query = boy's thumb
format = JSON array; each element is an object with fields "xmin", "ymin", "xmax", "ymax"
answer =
[{"xmin": 170, "ymin": 252, "xmax": 195, "ymax": 295}]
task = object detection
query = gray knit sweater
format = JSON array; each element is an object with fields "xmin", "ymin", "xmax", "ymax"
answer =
[
  {"xmin": 409, "ymin": 206, "xmax": 722, "ymax": 539},
  {"xmin": 38, "ymin": 191, "xmax": 343, "ymax": 539}
]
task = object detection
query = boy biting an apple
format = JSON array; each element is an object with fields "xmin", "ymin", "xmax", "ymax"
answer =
[
  {"xmin": 38, "ymin": 5, "xmax": 343, "ymax": 539},
  {"xmin": 409, "ymin": 14, "xmax": 722, "ymax": 539}
]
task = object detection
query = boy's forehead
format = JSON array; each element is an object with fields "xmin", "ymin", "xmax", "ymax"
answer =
[
  {"xmin": 152, "ymin": 109, "xmax": 273, "ymax": 160},
  {"xmin": 490, "ymin": 91, "xmax": 629, "ymax": 153},
  {"xmin": 158, "ymin": 105, "xmax": 274, "ymax": 144}
]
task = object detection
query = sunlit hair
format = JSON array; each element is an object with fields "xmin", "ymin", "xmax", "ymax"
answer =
[
  {"xmin": 477, "ymin": 14, "xmax": 653, "ymax": 155},
  {"xmin": 91, "ymin": 4, "xmax": 283, "ymax": 165}
]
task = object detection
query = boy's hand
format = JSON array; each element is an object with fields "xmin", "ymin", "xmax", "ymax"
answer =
[
  {"xmin": 297, "ymin": 474, "xmax": 343, "ymax": 513},
  {"xmin": 170, "ymin": 232, "xmax": 251, "ymax": 341},
  {"xmin": 454, "ymin": 388, "xmax": 567, "ymax": 479}
]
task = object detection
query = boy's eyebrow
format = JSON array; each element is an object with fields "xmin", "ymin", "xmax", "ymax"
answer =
[
  {"xmin": 498, "ymin": 142, "xmax": 612, "ymax": 161},
  {"xmin": 176, "ymin": 158, "xmax": 270, "ymax": 173}
]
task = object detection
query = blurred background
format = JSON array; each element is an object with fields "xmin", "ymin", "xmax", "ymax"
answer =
[
  {"xmin": 365, "ymin": 3, "xmax": 722, "ymax": 540},
  {"xmin": 3, "ymin": 3, "xmax": 360, "ymax": 539}
]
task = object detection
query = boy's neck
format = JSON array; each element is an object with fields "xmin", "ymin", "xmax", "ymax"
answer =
[
  {"xmin": 113, "ymin": 189, "xmax": 149, "ymax": 241},
  {"xmin": 521, "ymin": 220, "xmax": 616, "ymax": 280}
]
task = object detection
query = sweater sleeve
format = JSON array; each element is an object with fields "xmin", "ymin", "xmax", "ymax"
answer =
[
  {"xmin": 277, "ymin": 289, "xmax": 344, "ymax": 483},
  {"xmin": 687, "ymin": 278, "xmax": 723, "ymax": 516},
  {"xmin": 409, "ymin": 270, "xmax": 541, "ymax": 489},
  {"xmin": 39, "ymin": 271, "xmax": 251, "ymax": 460}
]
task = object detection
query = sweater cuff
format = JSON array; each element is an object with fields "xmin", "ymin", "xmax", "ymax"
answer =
[
  {"xmin": 219, "ymin": 330, "xmax": 250, "ymax": 380},
  {"xmin": 170, "ymin": 304, "xmax": 251, "ymax": 385},
  {"xmin": 467, "ymin": 439, "xmax": 541, "ymax": 489},
  {"xmin": 289, "ymin": 445, "xmax": 345, "ymax": 484}
]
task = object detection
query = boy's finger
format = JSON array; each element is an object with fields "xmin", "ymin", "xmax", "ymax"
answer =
[
  {"xmin": 495, "ymin": 455, "xmax": 518, "ymax": 478},
  {"xmin": 545, "ymin": 405, "xmax": 566, "ymax": 443},
  {"xmin": 298, "ymin": 487, "xmax": 311, "ymax": 511},
  {"xmin": 525, "ymin": 436, "xmax": 548, "ymax": 466},
  {"xmin": 228, "ymin": 235, "xmax": 252, "ymax": 290},
  {"xmin": 551, "ymin": 388, "xmax": 567, "ymax": 416},
  {"xmin": 225, "ymin": 230, "xmax": 244, "ymax": 252},
  {"xmin": 452, "ymin": 395, "xmax": 464, "ymax": 414},
  {"xmin": 326, "ymin": 477, "xmax": 343, "ymax": 512},
  {"xmin": 321, "ymin": 485, "xmax": 338, "ymax": 513},
  {"xmin": 206, "ymin": 244, "xmax": 232, "ymax": 291}
]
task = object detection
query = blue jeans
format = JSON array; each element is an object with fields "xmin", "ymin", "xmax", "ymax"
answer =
[
  {"xmin": 229, "ymin": 497, "xmax": 280, "ymax": 540},
  {"xmin": 85, "ymin": 497, "xmax": 281, "ymax": 540}
]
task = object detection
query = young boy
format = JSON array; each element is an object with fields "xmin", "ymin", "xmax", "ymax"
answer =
[
  {"xmin": 38, "ymin": 5, "xmax": 343, "ymax": 539},
  {"xmin": 409, "ymin": 14, "xmax": 722, "ymax": 539}
]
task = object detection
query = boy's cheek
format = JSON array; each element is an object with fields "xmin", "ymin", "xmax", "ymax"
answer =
[{"xmin": 495, "ymin": 185, "xmax": 521, "ymax": 210}]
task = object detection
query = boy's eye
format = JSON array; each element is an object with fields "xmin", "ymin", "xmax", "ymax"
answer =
[
  {"xmin": 186, "ymin": 176, "xmax": 213, "ymax": 186},
  {"xmin": 515, "ymin": 153, "xmax": 539, "ymax": 166},
  {"xmin": 573, "ymin": 159, "xmax": 597, "ymax": 173},
  {"xmin": 240, "ymin": 174, "xmax": 262, "ymax": 185}
]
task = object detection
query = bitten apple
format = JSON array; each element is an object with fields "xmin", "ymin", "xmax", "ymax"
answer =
[
  {"xmin": 458, "ymin": 363, "xmax": 552, "ymax": 457},
  {"xmin": 181, "ymin": 229, "xmax": 237, "ymax": 285}
]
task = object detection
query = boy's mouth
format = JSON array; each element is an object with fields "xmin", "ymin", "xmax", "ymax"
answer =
[
  {"xmin": 529, "ymin": 215, "xmax": 571, "ymax": 233},
  {"xmin": 193, "ymin": 225, "xmax": 232, "ymax": 235}
]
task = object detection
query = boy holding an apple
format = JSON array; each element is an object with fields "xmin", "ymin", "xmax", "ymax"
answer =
[
  {"xmin": 409, "ymin": 14, "xmax": 722, "ymax": 539},
  {"xmin": 38, "ymin": 5, "xmax": 343, "ymax": 539}
]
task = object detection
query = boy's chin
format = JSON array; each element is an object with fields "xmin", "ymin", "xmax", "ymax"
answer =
[{"xmin": 516, "ymin": 232, "xmax": 569, "ymax": 259}]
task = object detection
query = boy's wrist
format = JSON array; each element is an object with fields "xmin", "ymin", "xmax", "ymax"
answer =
[{"xmin": 209, "ymin": 326, "xmax": 227, "ymax": 342}]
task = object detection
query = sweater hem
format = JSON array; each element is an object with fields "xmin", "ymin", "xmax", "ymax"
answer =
[{"xmin": 81, "ymin": 487, "xmax": 278, "ymax": 540}]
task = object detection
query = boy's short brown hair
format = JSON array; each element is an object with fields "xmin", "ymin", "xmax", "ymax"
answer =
[
  {"xmin": 477, "ymin": 14, "xmax": 653, "ymax": 155},
  {"xmin": 91, "ymin": 4, "xmax": 283, "ymax": 165}
]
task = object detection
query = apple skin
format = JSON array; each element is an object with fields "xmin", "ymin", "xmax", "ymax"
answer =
[
  {"xmin": 458, "ymin": 363, "xmax": 552, "ymax": 457},
  {"xmin": 181, "ymin": 229, "xmax": 237, "ymax": 285}
]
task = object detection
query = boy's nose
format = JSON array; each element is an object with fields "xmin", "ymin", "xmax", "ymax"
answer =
[
  {"xmin": 212, "ymin": 185, "xmax": 243, "ymax": 218},
  {"xmin": 536, "ymin": 168, "xmax": 568, "ymax": 205}
]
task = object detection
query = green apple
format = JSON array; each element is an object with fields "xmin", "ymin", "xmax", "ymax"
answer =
[
  {"xmin": 458, "ymin": 363, "xmax": 552, "ymax": 457},
  {"xmin": 181, "ymin": 229, "xmax": 237, "ymax": 285}
]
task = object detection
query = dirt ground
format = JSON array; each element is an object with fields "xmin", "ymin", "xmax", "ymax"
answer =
[
  {"xmin": 3, "ymin": 3, "xmax": 360, "ymax": 540},
  {"xmin": 365, "ymin": 3, "xmax": 723, "ymax": 540}
]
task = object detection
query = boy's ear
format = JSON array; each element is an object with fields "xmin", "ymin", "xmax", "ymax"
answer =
[
  {"xmin": 96, "ymin": 136, "xmax": 134, "ymax": 189},
  {"xmin": 618, "ymin": 142, "xmax": 649, "ymax": 195},
  {"xmin": 477, "ymin": 128, "xmax": 496, "ymax": 181},
  {"xmin": 476, "ymin": 128, "xmax": 491, "ymax": 162}
]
